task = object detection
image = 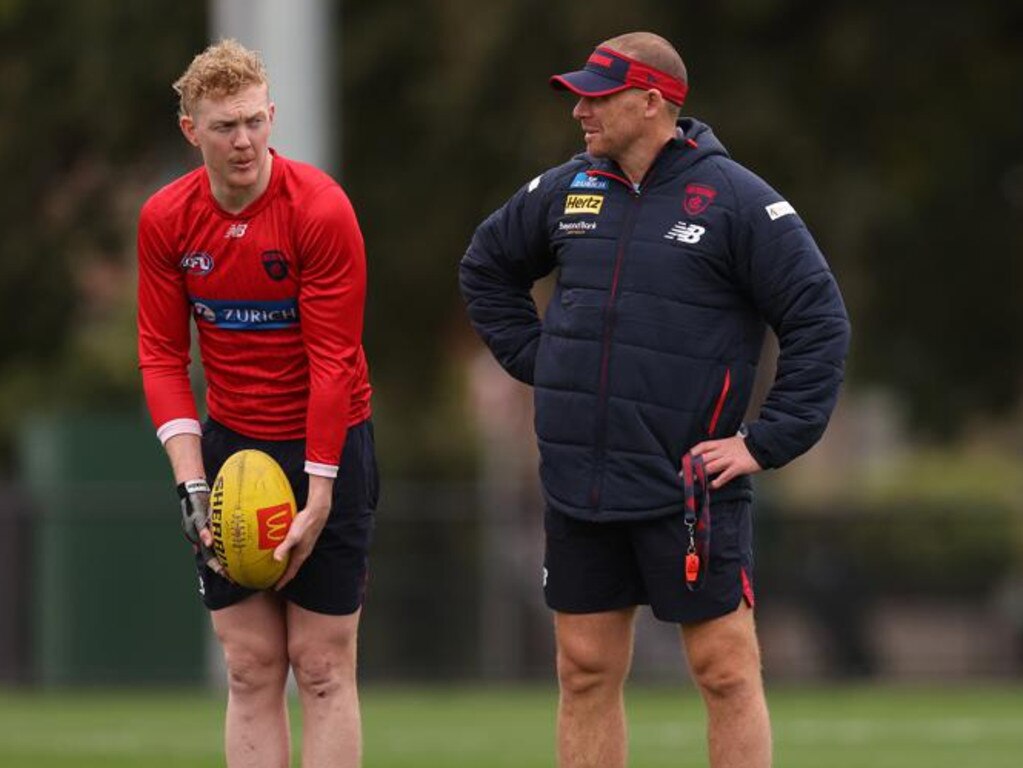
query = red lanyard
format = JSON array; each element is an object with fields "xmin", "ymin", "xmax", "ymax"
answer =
[{"xmin": 680, "ymin": 453, "xmax": 711, "ymax": 591}]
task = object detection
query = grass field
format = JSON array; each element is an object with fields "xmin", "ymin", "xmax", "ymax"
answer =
[{"xmin": 0, "ymin": 683, "xmax": 1020, "ymax": 767}]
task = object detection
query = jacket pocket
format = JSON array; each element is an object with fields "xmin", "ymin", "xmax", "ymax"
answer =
[{"xmin": 706, "ymin": 367, "xmax": 731, "ymax": 438}]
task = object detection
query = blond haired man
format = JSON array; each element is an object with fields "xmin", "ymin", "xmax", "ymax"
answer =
[
  {"xmin": 462, "ymin": 31, "xmax": 850, "ymax": 767},
  {"xmin": 137, "ymin": 40, "xmax": 377, "ymax": 767}
]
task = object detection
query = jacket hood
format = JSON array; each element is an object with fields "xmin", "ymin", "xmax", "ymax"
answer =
[{"xmin": 676, "ymin": 117, "xmax": 730, "ymax": 162}]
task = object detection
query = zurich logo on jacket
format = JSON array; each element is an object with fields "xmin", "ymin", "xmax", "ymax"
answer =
[{"xmin": 460, "ymin": 118, "xmax": 851, "ymax": 521}]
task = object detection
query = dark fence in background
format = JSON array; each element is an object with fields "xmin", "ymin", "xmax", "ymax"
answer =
[
  {"xmin": 2, "ymin": 415, "xmax": 1021, "ymax": 685},
  {"xmin": 5, "ymin": 414, "xmax": 206, "ymax": 686},
  {"xmin": 753, "ymin": 502, "xmax": 1023, "ymax": 679},
  {"xmin": 0, "ymin": 487, "xmax": 32, "ymax": 684}
]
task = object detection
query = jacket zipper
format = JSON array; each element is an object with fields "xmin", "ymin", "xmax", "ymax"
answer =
[
  {"xmin": 584, "ymin": 139, "xmax": 697, "ymax": 510},
  {"xmin": 707, "ymin": 368, "xmax": 732, "ymax": 437},
  {"xmin": 589, "ymin": 179, "xmax": 642, "ymax": 509}
]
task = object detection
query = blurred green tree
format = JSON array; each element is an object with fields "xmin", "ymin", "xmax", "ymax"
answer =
[
  {"xmin": 0, "ymin": 0, "xmax": 205, "ymax": 463},
  {"xmin": 0, "ymin": 0, "xmax": 1020, "ymax": 472},
  {"xmin": 343, "ymin": 0, "xmax": 1023, "ymax": 457}
]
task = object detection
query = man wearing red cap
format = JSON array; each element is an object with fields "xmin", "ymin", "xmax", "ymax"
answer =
[{"xmin": 461, "ymin": 32, "xmax": 850, "ymax": 768}]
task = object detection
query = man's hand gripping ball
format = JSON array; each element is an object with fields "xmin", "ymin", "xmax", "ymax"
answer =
[{"xmin": 177, "ymin": 478, "xmax": 227, "ymax": 578}]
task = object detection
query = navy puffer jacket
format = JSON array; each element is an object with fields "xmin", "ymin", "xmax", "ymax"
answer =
[{"xmin": 460, "ymin": 118, "xmax": 850, "ymax": 521}]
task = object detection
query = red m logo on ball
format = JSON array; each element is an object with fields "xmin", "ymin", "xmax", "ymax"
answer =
[{"xmin": 257, "ymin": 504, "xmax": 294, "ymax": 549}]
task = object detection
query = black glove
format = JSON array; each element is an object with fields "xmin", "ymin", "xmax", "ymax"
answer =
[{"xmin": 177, "ymin": 479, "xmax": 225, "ymax": 577}]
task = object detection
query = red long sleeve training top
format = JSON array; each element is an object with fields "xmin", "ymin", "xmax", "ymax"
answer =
[{"xmin": 137, "ymin": 151, "xmax": 372, "ymax": 477}]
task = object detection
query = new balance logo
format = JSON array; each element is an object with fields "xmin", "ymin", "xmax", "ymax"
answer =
[
  {"xmin": 225, "ymin": 223, "xmax": 248, "ymax": 238},
  {"xmin": 664, "ymin": 222, "xmax": 706, "ymax": 244}
]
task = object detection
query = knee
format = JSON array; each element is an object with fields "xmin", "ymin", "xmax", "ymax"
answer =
[
  {"xmin": 290, "ymin": 638, "xmax": 356, "ymax": 701},
  {"xmin": 223, "ymin": 644, "xmax": 288, "ymax": 698},
  {"xmin": 556, "ymin": 644, "xmax": 628, "ymax": 699},
  {"xmin": 689, "ymin": 647, "xmax": 762, "ymax": 702}
]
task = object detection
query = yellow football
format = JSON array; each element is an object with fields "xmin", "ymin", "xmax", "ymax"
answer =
[{"xmin": 209, "ymin": 449, "xmax": 297, "ymax": 589}]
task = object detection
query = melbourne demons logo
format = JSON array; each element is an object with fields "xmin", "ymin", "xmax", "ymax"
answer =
[
  {"xmin": 256, "ymin": 503, "xmax": 293, "ymax": 550},
  {"xmin": 261, "ymin": 250, "xmax": 289, "ymax": 281},
  {"xmin": 683, "ymin": 183, "xmax": 717, "ymax": 216}
]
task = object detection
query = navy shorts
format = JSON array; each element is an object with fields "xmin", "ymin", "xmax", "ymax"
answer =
[
  {"xmin": 543, "ymin": 500, "xmax": 755, "ymax": 624},
  {"xmin": 196, "ymin": 417, "xmax": 379, "ymax": 616}
]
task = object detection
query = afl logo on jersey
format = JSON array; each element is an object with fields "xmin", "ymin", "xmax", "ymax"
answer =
[
  {"xmin": 180, "ymin": 252, "xmax": 214, "ymax": 276},
  {"xmin": 261, "ymin": 250, "xmax": 289, "ymax": 281}
]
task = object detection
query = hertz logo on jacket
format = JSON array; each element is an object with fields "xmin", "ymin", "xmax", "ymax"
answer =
[{"xmin": 564, "ymin": 194, "xmax": 604, "ymax": 215}]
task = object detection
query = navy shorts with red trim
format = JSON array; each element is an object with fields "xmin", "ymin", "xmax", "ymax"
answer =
[
  {"xmin": 543, "ymin": 500, "xmax": 755, "ymax": 624},
  {"xmin": 195, "ymin": 417, "xmax": 379, "ymax": 616}
]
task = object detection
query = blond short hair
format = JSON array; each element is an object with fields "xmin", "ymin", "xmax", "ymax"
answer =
[{"xmin": 173, "ymin": 39, "xmax": 269, "ymax": 117}]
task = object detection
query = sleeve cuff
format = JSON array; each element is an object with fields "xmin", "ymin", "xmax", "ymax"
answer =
[
  {"xmin": 743, "ymin": 422, "xmax": 777, "ymax": 470},
  {"xmin": 305, "ymin": 461, "xmax": 339, "ymax": 479},
  {"xmin": 156, "ymin": 418, "xmax": 203, "ymax": 444}
]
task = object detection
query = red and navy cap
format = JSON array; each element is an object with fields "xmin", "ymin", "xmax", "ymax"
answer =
[{"xmin": 550, "ymin": 46, "xmax": 688, "ymax": 106}]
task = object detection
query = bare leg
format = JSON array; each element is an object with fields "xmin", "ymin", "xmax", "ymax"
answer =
[
  {"xmin": 681, "ymin": 602, "xmax": 771, "ymax": 768},
  {"xmin": 287, "ymin": 604, "xmax": 362, "ymax": 768},
  {"xmin": 555, "ymin": 608, "xmax": 637, "ymax": 768},
  {"xmin": 211, "ymin": 592, "xmax": 290, "ymax": 768}
]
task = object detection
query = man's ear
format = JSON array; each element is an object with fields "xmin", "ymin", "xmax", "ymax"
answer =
[
  {"xmin": 179, "ymin": 114, "xmax": 200, "ymax": 147},
  {"xmin": 644, "ymin": 89, "xmax": 665, "ymax": 118}
]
